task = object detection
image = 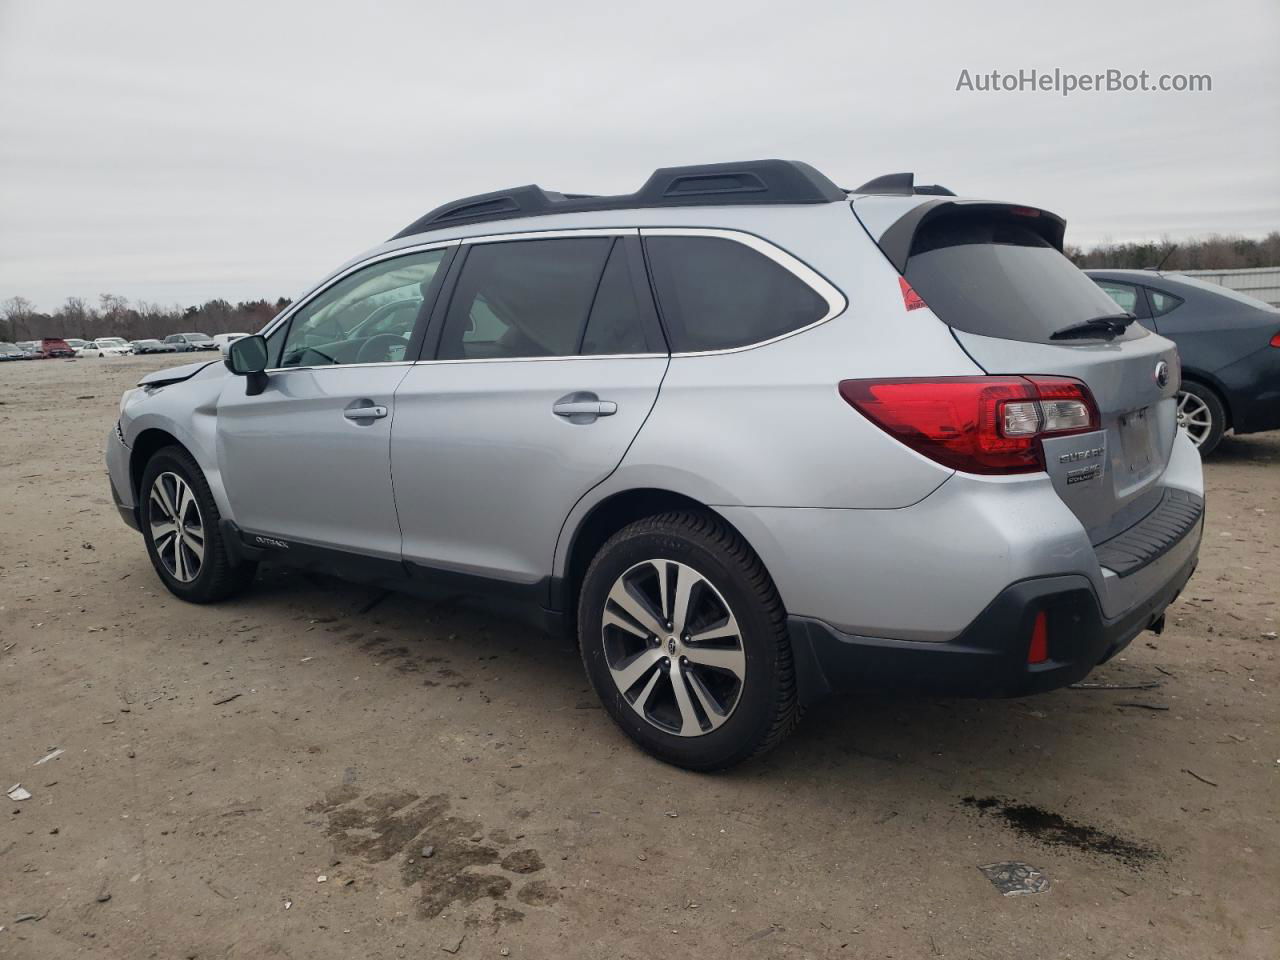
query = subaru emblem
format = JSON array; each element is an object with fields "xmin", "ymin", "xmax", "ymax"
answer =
[{"xmin": 1154, "ymin": 360, "xmax": 1169, "ymax": 388}]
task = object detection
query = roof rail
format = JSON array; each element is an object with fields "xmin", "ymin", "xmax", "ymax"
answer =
[
  {"xmin": 852, "ymin": 172, "xmax": 956, "ymax": 197},
  {"xmin": 391, "ymin": 160, "xmax": 846, "ymax": 239}
]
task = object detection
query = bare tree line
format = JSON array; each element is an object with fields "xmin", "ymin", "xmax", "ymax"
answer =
[
  {"xmin": 1066, "ymin": 231, "xmax": 1280, "ymax": 271},
  {"xmin": 3, "ymin": 232, "xmax": 1277, "ymax": 342},
  {"xmin": 0, "ymin": 294, "xmax": 289, "ymax": 343}
]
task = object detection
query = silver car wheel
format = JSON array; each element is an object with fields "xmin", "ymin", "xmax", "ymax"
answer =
[
  {"xmin": 149, "ymin": 471, "xmax": 205, "ymax": 583},
  {"xmin": 601, "ymin": 559, "xmax": 746, "ymax": 737},
  {"xmin": 1175, "ymin": 390, "xmax": 1213, "ymax": 447}
]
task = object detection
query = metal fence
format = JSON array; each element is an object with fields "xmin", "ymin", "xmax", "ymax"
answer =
[{"xmin": 1178, "ymin": 267, "xmax": 1280, "ymax": 307}]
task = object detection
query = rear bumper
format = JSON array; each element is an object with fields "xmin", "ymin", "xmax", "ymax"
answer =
[
  {"xmin": 1213, "ymin": 342, "xmax": 1280, "ymax": 435},
  {"xmin": 789, "ymin": 530, "xmax": 1199, "ymax": 700}
]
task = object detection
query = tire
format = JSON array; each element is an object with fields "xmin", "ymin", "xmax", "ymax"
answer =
[
  {"xmin": 139, "ymin": 446, "xmax": 256, "ymax": 603},
  {"xmin": 577, "ymin": 511, "xmax": 800, "ymax": 771},
  {"xmin": 1176, "ymin": 381, "xmax": 1226, "ymax": 455}
]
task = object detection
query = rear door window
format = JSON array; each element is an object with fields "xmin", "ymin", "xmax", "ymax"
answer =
[
  {"xmin": 905, "ymin": 212, "xmax": 1146, "ymax": 344},
  {"xmin": 1145, "ymin": 287, "xmax": 1185, "ymax": 317},
  {"xmin": 644, "ymin": 235, "xmax": 828, "ymax": 352},
  {"xmin": 580, "ymin": 239, "xmax": 653, "ymax": 355},
  {"xmin": 1094, "ymin": 280, "xmax": 1146, "ymax": 316},
  {"xmin": 437, "ymin": 237, "xmax": 612, "ymax": 360}
]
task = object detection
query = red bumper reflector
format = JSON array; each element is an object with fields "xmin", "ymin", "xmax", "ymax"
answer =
[{"xmin": 1027, "ymin": 611, "xmax": 1049, "ymax": 665}]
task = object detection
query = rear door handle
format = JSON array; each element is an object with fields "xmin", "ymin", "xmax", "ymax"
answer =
[
  {"xmin": 553, "ymin": 400, "xmax": 617, "ymax": 418},
  {"xmin": 344, "ymin": 404, "xmax": 388, "ymax": 420}
]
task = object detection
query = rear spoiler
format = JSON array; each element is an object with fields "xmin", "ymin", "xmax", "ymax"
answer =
[{"xmin": 869, "ymin": 198, "xmax": 1067, "ymax": 274}]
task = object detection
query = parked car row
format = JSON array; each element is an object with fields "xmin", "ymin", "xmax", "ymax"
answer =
[
  {"xmin": 2, "ymin": 332, "xmax": 251, "ymax": 361},
  {"xmin": 8, "ymin": 337, "xmax": 77, "ymax": 359}
]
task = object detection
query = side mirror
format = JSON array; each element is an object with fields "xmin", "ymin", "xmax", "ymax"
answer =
[{"xmin": 224, "ymin": 335, "xmax": 269, "ymax": 395}]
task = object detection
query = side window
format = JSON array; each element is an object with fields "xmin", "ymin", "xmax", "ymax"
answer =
[
  {"xmin": 644, "ymin": 235, "xmax": 828, "ymax": 352},
  {"xmin": 1095, "ymin": 280, "xmax": 1141, "ymax": 315},
  {"xmin": 437, "ymin": 238, "xmax": 611, "ymax": 360},
  {"xmin": 581, "ymin": 240, "xmax": 651, "ymax": 355},
  {"xmin": 278, "ymin": 249, "xmax": 446, "ymax": 368},
  {"xmin": 1146, "ymin": 288, "xmax": 1184, "ymax": 317}
]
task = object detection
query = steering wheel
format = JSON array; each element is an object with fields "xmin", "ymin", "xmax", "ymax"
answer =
[{"xmin": 355, "ymin": 333, "xmax": 408, "ymax": 365}]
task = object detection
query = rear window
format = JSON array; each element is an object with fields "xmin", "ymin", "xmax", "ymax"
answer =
[
  {"xmin": 645, "ymin": 236, "xmax": 828, "ymax": 352},
  {"xmin": 905, "ymin": 213, "xmax": 1146, "ymax": 344}
]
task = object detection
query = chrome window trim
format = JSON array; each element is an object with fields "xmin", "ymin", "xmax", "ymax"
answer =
[
  {"xmin": 639, "ymin": 227, "xmax": 847, "ymax": 357},
  {"xmin": 261, "ymin": 361, "xmax": 419, "ymax": 374},
  {"xmin": 260, "ymin": 225, "xmax": 846, "ymax": 369},
  {"xmin": 411, "ymin": 353, "xmax": 665, "ymax": 366},
  {"xmin": 464, "ymin": 227, "xmax": 638, "ymax": 244}
]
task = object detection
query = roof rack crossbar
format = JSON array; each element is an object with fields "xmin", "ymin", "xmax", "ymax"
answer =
[{"xmin": 392, "ymin": 159, "xmax": 845, "ymax": 239}]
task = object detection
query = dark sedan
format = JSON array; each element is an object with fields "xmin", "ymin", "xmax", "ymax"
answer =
[
  {"xmin": 1088, "ymin": 269, "xmax": 1280, "ymax": 454},
  {"xmin": 131, "ymin": 339, "xmax": 179, "ymax": 354}
]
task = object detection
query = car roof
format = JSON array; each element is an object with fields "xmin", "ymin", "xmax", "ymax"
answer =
[{"xmin": 392, "ymin": 160, "xmax": 847, "ymax": 239}]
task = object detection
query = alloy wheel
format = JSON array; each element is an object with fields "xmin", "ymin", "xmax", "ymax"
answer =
[
  {"xmin": 601, "ymin": 559, "xmax": 746, "ymax": 737},
  {"xmin": 1175, "ymin": 390, "xmax": 1213, "ymax": 447},
  {"xmin": 149, "ymin": 471, "xmax": 205, "ymax": 583}
]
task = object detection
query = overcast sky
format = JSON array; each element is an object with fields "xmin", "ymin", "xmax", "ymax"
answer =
[{"xmin": 1, "ymin": 0, "xmax": 1276, "ymax": 311}]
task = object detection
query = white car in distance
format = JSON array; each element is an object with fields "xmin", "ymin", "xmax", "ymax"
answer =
[
  {"xmin": 212, "ymin": 333, "xmax": 250, "ymax": 353},
  {"xmin": 77, "ymin": 338, "xmax": 132, "ymax": 357}
]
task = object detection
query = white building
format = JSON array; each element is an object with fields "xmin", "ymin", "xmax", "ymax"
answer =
[{"xmin": 1178, "ymin": 266, "xmax": 1280, "ymax": 307}]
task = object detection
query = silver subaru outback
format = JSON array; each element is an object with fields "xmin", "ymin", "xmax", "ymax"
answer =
[{"xmin": 106, "ymin": 160, "xmax": 1204, "ymax": 770}]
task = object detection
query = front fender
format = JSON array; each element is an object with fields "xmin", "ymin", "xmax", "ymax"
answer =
[{"xmin": 122, "ymin": 371, "xmax": 234, "ymax": 521}]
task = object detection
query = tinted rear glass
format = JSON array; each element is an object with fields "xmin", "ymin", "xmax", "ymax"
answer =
[
  {"xmin": 905, "ymin": 213, "xmax": 1145, "ymax": 343},
  {"xmin": 645, "ymin": 236, "xmax": 827, "ymax": 351},
  {"xmin": 437, "ymin": 237, "xmax": 611, "ymax": 360}
]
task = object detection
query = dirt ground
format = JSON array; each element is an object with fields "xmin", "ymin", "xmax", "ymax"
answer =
[{"xmin": 0, "ymin": 355, "xmax": 1276, "ymax": 960}]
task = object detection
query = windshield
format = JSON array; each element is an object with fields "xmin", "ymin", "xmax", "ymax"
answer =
[
  {"xmin": 905, "ymin": 211, "xmax": 1147, "ymax": 344},
  {"xmin": 99, "ymin": 338, "xmax": 127, "ymax": 346},
  {"xmin": 183, "ymin": 333, "xmax": 213, "ymax": 342}
]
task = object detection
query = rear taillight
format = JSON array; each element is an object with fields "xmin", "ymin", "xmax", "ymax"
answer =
[
  {"xmin": 1270, "ymin": 330, "xmax": 1280, "ymax": 348},
  {"xmin": 838, "ymin": 376, "xmax": 1100, "ymax": 475}
]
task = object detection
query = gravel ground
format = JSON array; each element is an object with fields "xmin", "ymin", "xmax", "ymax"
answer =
[{"xmin": 1, "ymin": 355, "xmax": 1277, "ymax": 959}]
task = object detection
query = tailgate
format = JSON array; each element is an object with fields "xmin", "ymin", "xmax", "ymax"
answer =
[
  {"xmin": 853, "ymin": 195, "xmax": 1185, "ymax": 543},
  {"xmin": 952, "ymin": 329, "xmax": 1180, "ymax": 541}
]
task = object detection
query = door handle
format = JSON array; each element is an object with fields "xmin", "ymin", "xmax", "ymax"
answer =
[
  {"xmin": 553, "ymin": 400, "xmax": 617, "ymax": 418},
  {"xmin": 344, "ymin": 404, "xmax": 388, "ymax": 420}
]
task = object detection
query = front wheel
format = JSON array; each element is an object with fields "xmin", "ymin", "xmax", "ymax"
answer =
[
  {"xmin": 1176, "ymin": 382, "xmax": 1226, "ymax": 455},
  {"xmin": 140, "ymin": 446, "xmax": 256, "ymax": 603},
  {"xmin": 578, "ymin": 511, "xmax": 800, "ymax": 771}
]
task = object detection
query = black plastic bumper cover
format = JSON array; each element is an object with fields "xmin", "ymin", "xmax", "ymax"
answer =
[{"xmin": 788, "ymin": 539, "xmax": 1199, "ymax": 702}]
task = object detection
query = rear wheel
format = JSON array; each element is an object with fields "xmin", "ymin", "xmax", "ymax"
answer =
[
  {"xmin": 140, "ymin": 446, "xmax": 255, "ymax": 602},
  {"xmin": 578, "ymin": 511, "xmax": 800, "ymax": 771},
  {"xmin": 1176, "ymin": 381, "xmax": 1226, "ymax": 455}
]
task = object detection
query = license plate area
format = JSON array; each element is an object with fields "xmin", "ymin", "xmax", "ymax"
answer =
[{"xmin": 1116, "ymin": 407, "xmax": 1159, "ymax": 489}]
